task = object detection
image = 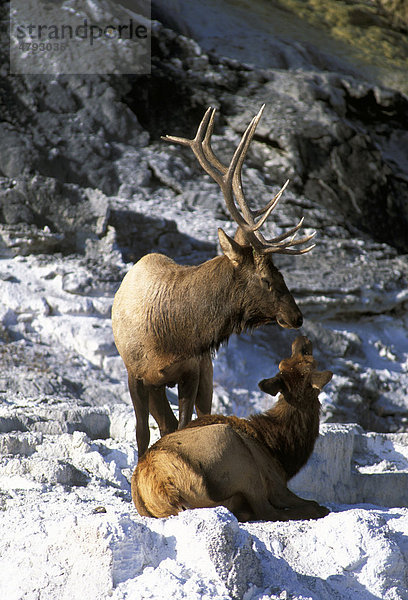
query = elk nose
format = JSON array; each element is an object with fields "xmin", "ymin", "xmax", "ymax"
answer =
[{"xmin": 295, "ymin": 314, "xmax": 303, "ymax": 328}]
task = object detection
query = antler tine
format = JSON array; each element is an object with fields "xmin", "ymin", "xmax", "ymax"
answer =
[
  {"xmin": 162, "ymin": 107, "xmax": 224, "ymax": 187},
  {"xmin": 253, "ymin": 179, "xmax": 289, "ymax": 219},
  {"xmin": 223, "ymin": 109, "xmax": 266, "ymax": 227},
  {"xmin": 200, "ymin": 108, "xmax": 266, "ymax": 240},
  {"xmin": 264, "ymin": 230, "xmax": 316, "ymax": 254},
  {"xmin": 272, "ymin": 230, "xmax": 316, "ymax": 248},
  {"xmin": 229, "ymin": 105, "xmax": 265, "ymax": 224},
  {"xmin": 251, "ymin": 180, "xmax": 290, "ymax": 234},
  {"xmin": 195, "ymin": 106, "xmax": 216, "ymax": 143},
  {"xmin": 163, "ymin": 106, "xmax": 316, "ymax": 255},
  {"xmin": 162, "ymin": 106, "xmax": 213, "ymax": 147},
  {"xmin": 200, "ymin": 106, "xmax": 262, "ymax": 229},
  {"xmin": 202, "ymin": 108, "xmax": 226, "ymax": 174},
  {"xmin": 256, "ymin": 216, "xmax": 307, "ymax": 247},
  {"xmin": 266, "ymin": 217, "xmax": 305, "ymax": 244},
  {"xmin": 266, "ymin": 242, "xmax": 316, "ymax": 255}
]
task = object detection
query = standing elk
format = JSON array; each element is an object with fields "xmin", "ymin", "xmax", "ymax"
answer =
[
  {"xmin": 132, "ymin": 336, "xmax": 332, "ymax": 522},
  {"xmin": 112, "ymin": 105, "xmax": 316, "ymax": 456}
]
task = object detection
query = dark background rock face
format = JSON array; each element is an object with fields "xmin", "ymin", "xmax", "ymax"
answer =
[{"xmin": 0, "ymin": 0, "xmax": 408, "ymax": 434}]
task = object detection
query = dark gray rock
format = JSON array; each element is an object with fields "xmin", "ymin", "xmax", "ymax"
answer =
[
  {"xmin": 108, "ymin": 201, "xmax": 216, "ymax": 264},
  {"xmin": 0, "ymin": 124, "xmax": 38, "ymax": 178},
  {"xmin": 0, "ymin": 175, "xmax": 110, "ymax": 254},
  {"xmin": 0, "ymin": 224, "xmax": 64, "ymax": 257}
]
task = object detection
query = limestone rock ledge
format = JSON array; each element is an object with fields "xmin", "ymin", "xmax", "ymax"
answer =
[
  {"xmin": 291, "ymin": 423, "xmax": 408, "ymax": 507},
  {"xmin": 0, "ymin": 418, "xmax": 407, "ymax": 600}
]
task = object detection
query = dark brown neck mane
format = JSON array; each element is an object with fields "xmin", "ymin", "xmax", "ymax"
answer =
[
  {"xmin": 248, "ymin": 393, "xmax": 321, "ymax": 479},
  {"xmin": 153, "ymin": 254, "xmax": 267, "ymax": 357}
]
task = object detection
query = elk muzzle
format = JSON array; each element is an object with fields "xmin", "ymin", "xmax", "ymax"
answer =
[{"xmin": 276, "ymin": 302, "xmax": 303, "ymax": 329}]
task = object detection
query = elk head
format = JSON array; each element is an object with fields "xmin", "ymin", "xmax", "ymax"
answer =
[
  {"xmin": 259, "ymin": 336, "xmax": 333, "ymax": 406},
  {"xmin": 163, "ymin": 105, "xmax": 315, "ymax": 330}
]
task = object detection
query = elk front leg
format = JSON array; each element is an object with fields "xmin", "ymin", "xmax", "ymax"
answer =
[
  {"xmin": 128, "ymin": 372, "xmax": 150, "ymax": 458},
  {"xmin": 177, "ymin": 360, "xmax": 200, "ymax": 429},
  {"xmin": 235, "ymin": 488, "xmax": 328, "ymax": 522},
  {"xmin": 195, "ymin": 353, "xmax": 213, "ymax": 417},
  {"xmin": 269, "ymin": 485, "xmax": 329, "ymax": 520},
  {"xmin": 149, "ymin": 386, "xmax": 178, "ymax": 437},
  {"xmin": 278, "ymin": 503, "xmax": 330, "ymax": 520}
]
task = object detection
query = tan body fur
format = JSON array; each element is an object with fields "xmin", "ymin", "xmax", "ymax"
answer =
[{"xmin": 132, "ymin": 336, "xmax": 332, "ymax": 522}]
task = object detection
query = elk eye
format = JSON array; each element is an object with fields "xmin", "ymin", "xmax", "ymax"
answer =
[{"xmin": 261, "ymin": 277, "xmax": 272, "ymax": 290}]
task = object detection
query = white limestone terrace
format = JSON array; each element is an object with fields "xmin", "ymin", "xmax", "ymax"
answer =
[{"xmin": 0, "ymin": 413, "xmax": 407, "ymax": 600}]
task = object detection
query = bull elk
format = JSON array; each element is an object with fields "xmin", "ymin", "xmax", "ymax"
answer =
[
  {"xmin": 112, "ymin": 106, "xmax": 316, "ymax": 456},
  {"xmin": 132, "ymin": 336, "xmax": 332, "ymax": 522}
]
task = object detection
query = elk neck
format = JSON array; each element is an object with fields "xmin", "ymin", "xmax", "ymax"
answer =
[
  {"xmin": 152, "ymin": 254, "xmax": 250, "ymax": 356},
  {"xmin": 248, "ymin": 391, "xmax": 321, "ymax": 480}
]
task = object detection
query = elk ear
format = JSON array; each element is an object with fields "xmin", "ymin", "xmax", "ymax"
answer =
[
  {"xmin": 218, "ymin": 228, "xmax": 246, "ymax": 266},
  {"xmin": 258, "ymin": 375, "xmax": 284, "ymax": 396},
  {"xmin": 311, "ymin": 370, "xmax": 333, "ymax": 390}
]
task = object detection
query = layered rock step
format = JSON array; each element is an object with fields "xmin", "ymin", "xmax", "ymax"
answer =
[{"xmin": 291, "ymin": 423, "xmax": 408, "ymax": 507}]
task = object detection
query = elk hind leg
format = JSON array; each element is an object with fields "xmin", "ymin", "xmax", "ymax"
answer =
[
  {"xmin": 240, "ymin": 490, "xmax": 286, "ymax": 522},
  {"xmin": 149, "ymin": 386, "xmax": 178, "ymax": 437},
  {"xmin": 207, "ymin": 445, "xmax": 283, "ymax": 522},
  {"xmin": 128, "ymin": 372, "xmax": 150, "ymax": 458},
  {"xmin": 177, "ymin": 360, "xmax": 200, "ymax": 429},
  {"xmin": 195, "ymin": 353, "xmax": 213, "ymax": 418}
]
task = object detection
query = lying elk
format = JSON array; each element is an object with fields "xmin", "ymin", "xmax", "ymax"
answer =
[
  {"xmin": 132, "ymin": 336, "xmax": 332, "ymax": 522},
  {"xmin": 112, "ymin": 106, "xmax": 315, "ymax": 456}
]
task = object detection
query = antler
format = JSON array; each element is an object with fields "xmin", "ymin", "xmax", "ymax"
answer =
[{"xmin": 162, "ymin": 106, "xmax": 316, "ymax": 255}]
